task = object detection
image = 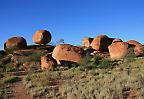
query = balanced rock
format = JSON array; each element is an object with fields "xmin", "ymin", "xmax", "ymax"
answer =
[
  {"xmin": 134, "ymin": 45, "xmax": 144, "ymax": 57},
  {"xmin": 112, "ymin": 38, "xmax": 123, "ymax": 43},
  {"xmin": 82, "ymin": 37, "xmax": 93, "ymax": 48},
  {"xmin": 41, "ymin": 54, "xmax": 57, "ymax": 70},
  {"xmin": 91, "ymin": 35, "xmax": 113, "ymax": 52},
  {"xmin": 108, "ymin": 42, "xmax": 129, "ymax": 59},
  {"xmin": 4, "ymin": 37, "xmax": 27, "ymax": 50},
  {"xmin": 52, "ymin": 44, "xmax": 85, "ymax": 64},
  {"xmin": 32, "ymin": 30, "xmax": 52, "ymax": 45}
]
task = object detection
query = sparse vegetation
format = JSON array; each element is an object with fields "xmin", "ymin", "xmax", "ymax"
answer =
[
  {"xmin": 22, "ymin": 57, "xmax": 144, "ymax": 98},
  {"xmin": 19, "ymin": 52, "xmax": 44, "ymax": 63},
  {"xmin": 59, "ymin": 58, "xmax": 144, "ymax": 99},
  {"xmin": 3, "ymin": 76, "xmax": 19, "ymax": 83},
  {"xmin": 80, "ymin": 55, "xmax": 116, "ymax": 70}
]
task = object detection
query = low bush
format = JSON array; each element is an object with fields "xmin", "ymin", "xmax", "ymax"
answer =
[
  {"xmin": 20, "ymin": 52, "xmax": 44, "ymax": 62},
  {"xmin": 3, "ymin": 76, "xmax": 19, "ymax": 83},
  {"xmin": 4, "ymin": 63, "xmax": 17, "ymax": 72},
  {"xmin": 80, "ymin": 55, "xmax": 114, "ymax": 69}
]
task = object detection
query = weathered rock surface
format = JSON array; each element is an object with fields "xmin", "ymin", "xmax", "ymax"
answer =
[
  {"xmin": 127, "ymin": 40, "xmax": 141, "ymax": 46},
  {"xmin": 127, "ymin": 40, "xmax": 143, "ymax": 57},
  {"xmin": 32, "ymin": 30, "xmax": 52, "ymax": 45},
  {"xmin": 82, "ymin": 37, "xmax": 93, "ymax": 48},
  {"xmin": 108, "ymin": 42, "xmax": 129, "ymax": 59},
  {"xmin": 91, "ymin": 35, "xmax": 113, "ymax": 52},
  {"xmin": 112, "ymin": 38, "xmax": 123, "ymax": 43},
  {"xmin": 134, "ymin": 45, "xmax": 144, "ymax": 57},
  {"xmin": 52, "ymin": 44, "xmax": 85, "ymax": 64},
  {"xmin": 41, "ymin": 54, "xmax": 57, "ymax": 70},
  {"xmin": 4, "ymin": 37, "xmax": 27, "ymax": 50}
]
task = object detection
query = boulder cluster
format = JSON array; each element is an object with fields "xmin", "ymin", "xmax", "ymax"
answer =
[
  {"xmin": 1, "ymin": 30, "xmax": 144, "ymax": 70},
  {"xmin": 82, "ymin": 35, "xmax": 144, "ymax": 59}
]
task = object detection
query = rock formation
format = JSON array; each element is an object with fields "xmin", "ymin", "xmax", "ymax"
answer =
[
  {"xmin": 127, "ymin": 40, "xmax": 141, "ymax": 46},
  {"xmin": 112, "ymin": 38, "xmax": 123, "ymax": 43},
  {"xmin": 127, "ymin": 40, "xmax": 144, "ymax": 57},
  {"xmin": 134, "ymin": 45, "xmax": 144, "ymax": 57},
  {"xmin": 52, "ymin": 44, "xmax": 85, "ymax": 64},
  {"xmin": 90, "ymin": 35, "xmax": 113, "ymax": 52},
  {"xmin": 4, "ymin": 37, "xmax": 27, "ymax": 50},
  {"xmin": 82, "ymin": 37, "xmax": 93, "ymax": 48},
  {"xmin": 32, "ymin": 30, "xmax": 52, "ymax": 45},
  {"xmin": 41, "ymin": 54, "xmax": 57, "ymax": 70},
  {"xmin": 108, "ymin": 42, "xmax": 129, "ymax": 59}
]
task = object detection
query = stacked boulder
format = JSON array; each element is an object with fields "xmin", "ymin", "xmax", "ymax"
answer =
[
  {"xmin": 82, "ymin": 35, "xmax": 144, "ymax": 60},
  {"xmin": 32, "ymin": 30, "xmax": 52, "ymax": 45}
]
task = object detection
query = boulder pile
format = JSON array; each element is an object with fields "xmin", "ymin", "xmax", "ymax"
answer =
[
  {"xmin": 1, "ymin": 30, "xmax": 144, "ymax": 70},
  {"xmin": 90, "ymin": 35, "xmax": 113, "ymax": 52},
  {"xmin": 82, "ymin": 35, "xmax": 144, "ymax": 60}
]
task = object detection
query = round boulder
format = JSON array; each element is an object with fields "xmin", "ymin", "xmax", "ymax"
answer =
[
  {"xmin": 82, "ymin": 37, "xmax": 93, "ymax": 48},
  {"xmin": 108, "ymin": 42, "xmax": 129, "ymax": 59},
  {"xmin": 4, "ymin": 37, "xmax": 27, "ymax": 50},
  {"xmin": 32, "ymin": 30, "xmax": 52, "ymax": 45},
  {"xmin": 134, "ymin": 45, "xmax": 144, "ymax": 57},
  {"xmin": 52, "ymin": 44, "xmax": 85, "ymax": 64},
  {"xmin": 91, "ymin": 35, "xmax": 113, "ymax": 52}
]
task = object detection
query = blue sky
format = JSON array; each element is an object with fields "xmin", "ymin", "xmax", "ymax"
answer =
[{"xmin": 0, "ymin": 0, "xmax": 144, "ymax": 50}]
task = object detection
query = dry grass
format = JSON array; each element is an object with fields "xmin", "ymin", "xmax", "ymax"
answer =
[{"xmin": 23, "ymin": 57, "xmax": 144, "ymax": 98}]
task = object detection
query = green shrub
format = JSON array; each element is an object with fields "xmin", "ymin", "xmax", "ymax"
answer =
[
  {"xmin": 127, "ymin": 47, "xmax": 135, "ymax": 58},
  {"xmin": 5, "ymin": 63, "xmax": 17, "ymax": 72},
  {"xmin": 80, "ymin": 54, "xmax": 93, "ymax": 68},
  {"xmin": 80, "ymin": 55, "xmax": 113, "ymax": 69},
  {"xmin": 3, "ymin": 76, "xmax": 19, "ymax": 83},
  {"xmin": 5, "ymin": 47, "xmax": 16, "ymax": 54},
  {"xmin": 92, "ymin": 55, "xmax": 101, "ymax": 65},
  {"xmin": 96, "ymin": 59, "xmax": 113, "ymax": 69},
  {"xmin": 21, "ymin": 52, "xmax": 44, "ymax": 62}
]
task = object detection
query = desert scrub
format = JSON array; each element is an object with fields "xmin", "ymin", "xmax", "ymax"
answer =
[
  {"xmin": 23, "ymin": 71, "xmax": 61, "ymax": 98},
  {"xmin": 19, "ymin": 52, "xmax": 44, "ymax": 63},
  {"xmin": 3, "ymin": 76, "xmax": 19, "ymax": 83},
  {"xmin": 59, "ymin": 58, "xmax": 144, "ymax": 98},
  {"xmin": 4, "ymin": 63, "xmax": 17, "ymax": 72},
  {"xmin": 80, "ymin": 55, "xmax": 116, "ymax": 70},
  {"xmin": 23, "ymin": 67, "xmax": 83, "ymax": 98}
]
